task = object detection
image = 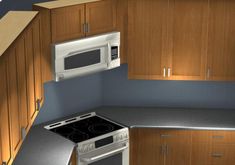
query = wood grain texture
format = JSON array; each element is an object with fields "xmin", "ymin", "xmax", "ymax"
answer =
[
  {"xmin": 0, "ymin": 11, "xmax": 38, "ymax": 57},
  {"xmin": 0, "ymin": 55, "xmax": 12, "ymax": 164},
  {"xmin": 168, "ymin": 0, "xmax": 208, "ymax": 80},
  {"xmin": 34, "ymin": 0, "xmax": 99, "ymax": 9},
  {"xmin": 15, "ymin": 36, "xmax": 30, "ymax": 133},
  {"xmin": 160, "ymin": 129, "xmax": 192, "ymax": 165},
  {"xmin": 130, "ymin": 128, "xmax": 163, "ymax": 165},
  {"xmin": 128, "ymin": 0, "xmax": 168, "ymax": 79},
  {"xmin": 33, "ymin": 6, "xmax": 53, "ymax": 82},
  {"xmin": 86, "ymin": 0, "xmax": 117, "ymax": 36},
  {"xmin": 207, "ymin": 0, "xmax": 235, "ymax": 81},
  {"xmin": 116, "ymin": 0, "xmax": 128, "ymax": 64},
  {"xmin": 25, "ymin": 26, "xmax": 36, "ymax": 128},
  {"xmin": 51, "ymin": 5, "xmax": 85, "ymax": 43},
  {"xmin": 6, "ymin": 45, "xmax": 22, "ymax": 158}
]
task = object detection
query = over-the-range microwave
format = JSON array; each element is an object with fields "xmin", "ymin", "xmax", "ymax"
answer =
[{"xmin": 52, "ymin": 32, "xmax": 120, "ymax": 81}]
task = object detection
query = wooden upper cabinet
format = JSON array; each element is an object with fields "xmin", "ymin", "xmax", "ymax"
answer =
[
  {"xmin": 15, "ymin": 36, "xmax": 30, "ymax": 135},
  {"xmin": 167, "ymin": 0, "xmax": 208, "ymax": 80},
  {"xmin": 130, "ymin": 128, "xmax": 162, "ymax": 165},
  {"xmin": 128, "ymin": 0, "xmax": 168, "ymax": 79},
  {"xmin": 207, "ymin": 0, "xmax": 235, "ymax": 81},
  {"xmin": 6, "ymin": 45, "xmax": 22, "ymax": 158},
  {"xmin": 0, "ymin": 56, "xmax": 12, "ymax": 165},
  {"xmin": 51, "ymin": 5, "xmax": 85, "ymax": 43},
  {"xmin": 85, "ymin": 0, "xmax": 117, "ymax": 36}
]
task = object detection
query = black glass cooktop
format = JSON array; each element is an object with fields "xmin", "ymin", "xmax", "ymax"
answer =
[{"xmin": 49, "ymin": 116, "xmax": 123, "ymax": 143}]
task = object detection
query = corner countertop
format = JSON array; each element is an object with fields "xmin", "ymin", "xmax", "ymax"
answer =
[
  {"xmin": 13, "ymin": 106, "xmax": 235, "ymax": 165},
  {"xmin": 0, "ymin": 11, "xmax": 38, "ymax": 57}
]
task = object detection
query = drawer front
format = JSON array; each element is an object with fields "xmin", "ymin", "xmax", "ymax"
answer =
[{"xmin": 211, "ymin": 144, "xmax": 235, "ymax": 165}]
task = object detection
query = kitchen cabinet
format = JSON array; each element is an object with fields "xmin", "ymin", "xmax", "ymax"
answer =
[
  {"xmin": 0, "ymin": 55, "xmax": 12, "ymax": 165},
  {"xmin": 128, "ymin": 0, "xmax": 168, "ymax": 79},
  {"xmin": 0, "ymin": 12, "xmax": 43, "ymax": 165},
  {"xmin": 207, "ymin": 0, "xmax": 235, "ymax": 81},
  {"xmin": 51, "ymin": 5, "xmax": 85, "ymax": 43},
  {"xmin": 130, "ymin": 128, "xmax": 191, "ymax": 165},
  {"xmin": 6, "ymin": 43, "xmax": 23, "ymax": 159},
  {"xmin": 34, "ymin": 0, "xmax": 118, "ymax": 82},
  {"xmin": 85, "ymin": 0, "xmax": 117, "ymax": 36},
  {"xmin": 167, "ymin": 0, "xmax": 208, "ymax": 80},
  {"xmin": 191, "ymin": 130, "xmax": 235, "ymax": 165},
  {"xmin": 128, "ymin": 0, "xmax": 235, "ymax": 81}
]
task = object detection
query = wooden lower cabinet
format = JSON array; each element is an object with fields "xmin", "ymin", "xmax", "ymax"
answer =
[
  {"xmin": 130, "ymin": 128, "xmax": 191, "ymax": 165},
  {"xmin": 131, "ymin": 129, "xmax": 235, "ymax": 165}
]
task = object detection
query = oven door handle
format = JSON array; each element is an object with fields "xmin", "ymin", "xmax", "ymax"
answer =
[{"xmin": 81, "ymin": 146, "xmax": 128, "ymax": 163}]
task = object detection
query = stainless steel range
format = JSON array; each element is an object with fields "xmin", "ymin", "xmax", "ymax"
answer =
[{"xmin": 45, "ymin": 112, "xmax": 129, "ymax": 165}]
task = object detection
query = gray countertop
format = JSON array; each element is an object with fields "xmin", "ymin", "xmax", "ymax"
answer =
[{"xmin": 13, "ymin": 106, "xmax": 235, "ymax": 165}]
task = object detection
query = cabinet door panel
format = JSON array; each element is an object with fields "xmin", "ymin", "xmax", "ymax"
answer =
[
  {"xmin": 207, "ymin": 0, "xmax": 235, "ymax": 80},
  {"xmin": 32, "ymin": 18, "xmax": 43, "ymax": 114},
  {"xmin": 130, "ymin": 128, "xmax": 162, "ymax": 165},
  {"xmin": 7, "ymin": 47, "xmax": 22, "ymax": 158},
  {"xmin": 161, "ymin": 130, "xmax": 191, "ymax": 165},
  {"xmin": 191, "ymin": 143, "xmax": 211, "ymax": 165},
  {"xmin": 25, "ymin": 27, "xmax": 36, "ymax": 128},
  {"xmin": 51, "ymin": 5, "xmax": 85, "ymax": 43},
  {"xmin": 15, "ymin": 37, "xmax": 30, "ymax": 133},
  {"xmin": 128, "ymin": 0, "xmax": 168, "ymax": 79},
  {"xmin": 86, "ymin": 0, "xmax": 117, "ymax": 36},
  {"xmin": 0, "ymin": 56, "xmax": 12, "ymax": 164},
  {"xmin": 211, "ymin": 144, "xmax": 235, "ymax": 165},
  {"xmin": 168, "ymin": 0, "xmax": 208, "ymax": 80}
]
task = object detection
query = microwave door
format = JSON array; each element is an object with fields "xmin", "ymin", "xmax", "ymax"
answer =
[{"xmin": 55, "ymin": 47, "xmax": 107, "ymax": 81}]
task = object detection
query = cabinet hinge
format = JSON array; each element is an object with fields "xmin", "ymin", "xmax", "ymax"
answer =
[{"xmin": 36, "ymin": 98, "xmax": 42, "ymax": 111}]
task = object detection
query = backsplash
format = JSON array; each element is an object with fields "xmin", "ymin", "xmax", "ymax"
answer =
[
  {"xmin": 102, "ymin": 64, "xmax": 235, "ymax": 109},
  {"xmin": 34, "ymin": 73, "xmax": 103, "ymax": 124}
]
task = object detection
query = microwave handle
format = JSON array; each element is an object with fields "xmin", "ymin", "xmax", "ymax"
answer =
[{"xmin": 81, "ymin": 146, "xmax": 128, "ymax": 163}]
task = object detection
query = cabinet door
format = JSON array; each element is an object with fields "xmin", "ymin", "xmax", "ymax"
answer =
[
  {"xmin": 25, "ymin": 27, "xmax": 36, "ymax": 129},
  {"xmin": 51, "ymin": 5, "xmax": 85, "ymax": 43},
  {"xmin": 130, "ymin": 128, "xmax": 163, "ymax": 165},
  {"xmin": 207, "ymin": 0, "xmax": 235, "ymax": 81},
  {"xmin": 85, "ymin": 0, "xmax": 117, "ymax": 36},
  {"xmin": 211, "ymin": 144, "xmax": 235, "ymax": 165},
  {"xmin": 161, "ymin": 130, "xmax": 191, "ymax": 165},
  {"xmin": 32, "ymin": 18, "xmax": 43, "ymax": 114},
  {"xmin": 6, "ymin": 46, "xmax": 22, "ymax": 158},
  {"xmin": 116, "ymin": 0, "xmax": 128, "ymax": 64},
  {"xmin": 15, "ymin": 36, "xmax": 30, "ymax": 134},
  {"xmin": 0, "ymin": 56, "xmax": 12, "ymax": 165},
  {"xmin": 167, "ymin": 0, "xmax": 208, "ymax": 80},
  {"xmin": 128, "ymin": 0, "xmax": 168, "ymax": 79}
]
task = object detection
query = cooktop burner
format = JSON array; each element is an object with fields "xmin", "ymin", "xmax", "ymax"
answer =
[{"xmin": 49, "ymin": 116, "xmax": 123, "ymax": 143}]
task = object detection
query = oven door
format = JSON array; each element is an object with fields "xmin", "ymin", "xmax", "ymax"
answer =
[
  {"xmin": 78, "ymin": 141, "xmax": 129, "ymax": 165},
  {"xmin": 55, "ymin": 45, "xmax": 108, "ymax": 81}
]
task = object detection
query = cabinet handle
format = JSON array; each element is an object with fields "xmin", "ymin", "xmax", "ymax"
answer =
[
  {"xmin": 2, "ymin": 162, "xmax": 7, "ymax": 165},
  {"xmin": 161, "ymin": 134, "xmax": 172, "ymax": 138},
  {"xmin": 163, "ymin": 67, "xmax": 166, "ymax": 77},
  {"xmin": 21, "ymin": 127, "xmax": 27, "ymax": 140},
  {"xmin": 36, "ymin": 98, "xmax": 42, "ymax": 111},
  {"xmin": 87, "ymin": 23, "xmax": 90, "ymax": 33},
  {"xmin": 166, "ymin": 145, "xmax": 169, "ymax": 155},
  {"xmin": 83, "ymin": 23, "xmax": 87, "ymax": 34},
  {"xmin": 211, "ymin": 153, "xmax": 223, "ymax": 158},
  {"xmin": 207, "ymin": 68, "xmax": 211, "ymax": 79},
  {"xmin": 212, "ymin": 135, "xmax": 224, "ymax": 139},
  {"xmin": 167, "ymin": 68, "xmax": 171, "ymax": 78},
  {"xmin": 161, "ymin": 145, "xmax": 165, "ymax": 155}
]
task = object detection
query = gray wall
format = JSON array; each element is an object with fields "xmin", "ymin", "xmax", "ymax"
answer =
[{"xmin": 102, "ymin": 65, "xmax": 235, "ymax": 109}]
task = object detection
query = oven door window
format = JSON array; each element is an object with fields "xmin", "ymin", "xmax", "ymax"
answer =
[
  {"xmin": 64, "ymin": 49, "xmax": 101, "ymax": 70},
  {"xmin": 90, "ymin": 153, "xmax": 122, "ymax": 165}
]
